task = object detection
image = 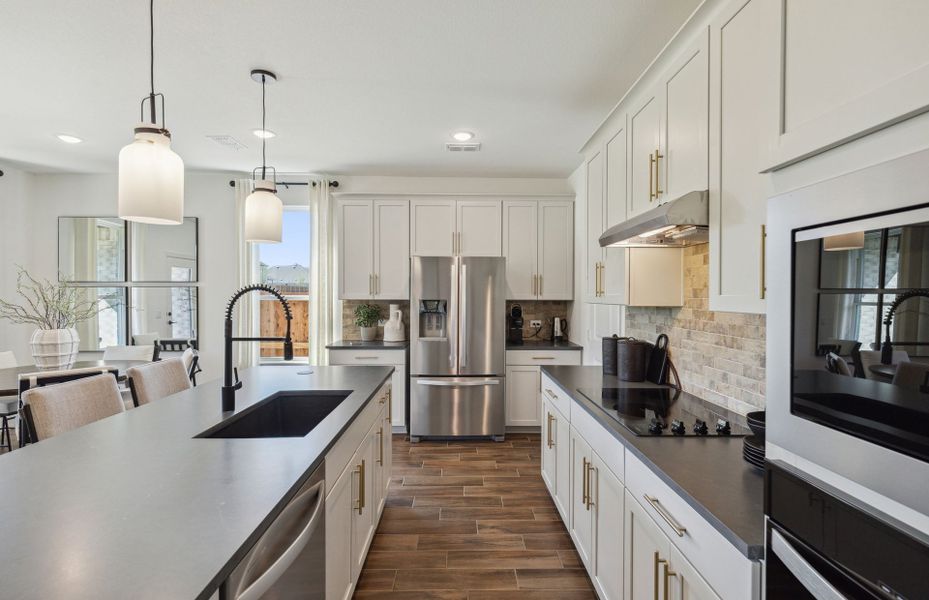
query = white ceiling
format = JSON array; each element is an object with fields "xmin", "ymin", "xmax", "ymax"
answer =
[{"xmin": 1, "ymin": 0, "xmax": 700, "ymax": 177}]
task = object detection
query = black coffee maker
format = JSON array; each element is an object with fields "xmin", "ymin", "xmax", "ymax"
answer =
[{"xmin": 507, "ymin": 304, "xmax": 524, "ymax": 345}]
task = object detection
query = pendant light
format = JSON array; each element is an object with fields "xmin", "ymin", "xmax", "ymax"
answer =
[
  {"xmin": 244, "ymin": 69, "xmax": 283, "ymax": 244},
  {"xmin": 118, "ymin": 0, "xmax": 185, "ymax": 225}
]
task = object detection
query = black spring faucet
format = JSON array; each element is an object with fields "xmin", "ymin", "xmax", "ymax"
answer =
[{"xmin": 222, "ymin": 284, "xmax": 294, "ymax": 412}]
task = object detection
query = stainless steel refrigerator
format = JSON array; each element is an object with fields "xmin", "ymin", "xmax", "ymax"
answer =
[{"xmin": 409, "ymin": 256, "xmax": 506, "ymax": 442}]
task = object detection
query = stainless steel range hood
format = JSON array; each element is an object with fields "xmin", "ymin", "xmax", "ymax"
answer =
[{"xmin": 599, "ymin": 190, "xmax": 709, "ymax": 247}]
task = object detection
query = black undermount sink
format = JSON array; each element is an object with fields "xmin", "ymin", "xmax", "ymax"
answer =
[{"xmin": 198, "ymin": 391, "xmax": 351, "ymax": 439}]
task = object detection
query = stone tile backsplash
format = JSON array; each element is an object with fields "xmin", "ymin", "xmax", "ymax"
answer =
[
  {"xmin": 624, "ymin": 245, "xmax": 766, "ymax": 415},
  {"xmin": 341, "ymin": 300, "xmax": 410, "ymax": 341},
  {"xmin": 506, "ymin": 301, "xmax": 571, "ymax": 341}
]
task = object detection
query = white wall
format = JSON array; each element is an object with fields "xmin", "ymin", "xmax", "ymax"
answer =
[
  {"xmin": 0, "ymin": 164, "xmax": 36, "ymax": 364},
  {"xmin": 333, "ymin": 175, "xmax": 573, "ymax": 197}
]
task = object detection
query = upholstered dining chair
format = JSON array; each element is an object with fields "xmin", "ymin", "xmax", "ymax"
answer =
[
  {"xmin": 132, "ymin": 333, "xmax": 160, "ymax": 346},
  {"xmin": 825, "ymin": 352, "xmax": 852, "ymax": 376},
  {"xmin": 126, "ymin": 358, "xmax": 192, "ymax": 407},
  {"xmin": 891, "ymin": 361, "xmax": 929, "ymax": 392},
  {"xmin": 102, "ymin": 344, "xmax": 157, "ymax": 361},
  {"xmin": 20, "ymin": 373, "xmax": 125, "ymax": 442},
  {"xmin": 181, "ymin": 347, "xmax": 202, "ymax": 386},
  {"xmin": 859, "ymin": 350, "xmax": 910, "ymax": 380},
  {"xmin": 0, "ymin": 351, "xmax": 18, "ymax": 450}
]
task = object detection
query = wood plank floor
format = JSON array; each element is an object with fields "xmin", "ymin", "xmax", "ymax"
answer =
[{"xmin": 353, "ymin": 433, "xmax": 595, "ymax": 599}]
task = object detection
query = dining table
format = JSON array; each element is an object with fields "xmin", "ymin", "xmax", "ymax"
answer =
[
  {"xmin": 868, "ymin": 363, "xmax": 898, "ymax": 381},
  {"xmin": 0, "ymin": 360, "xmax": 152, "ymax": 398}
]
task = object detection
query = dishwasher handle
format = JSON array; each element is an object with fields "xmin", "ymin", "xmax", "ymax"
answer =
[
  {"xmin": 770, "ymin": 529, "xmax": 845, "ymax": 600},
  {"xmin": 235, "ymin": 480, "xmax": 325, "ymax": 600}
]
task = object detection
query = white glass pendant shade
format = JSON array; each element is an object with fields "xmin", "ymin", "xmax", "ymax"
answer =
[
  {"xmin": 118, "ymin": 125, "xmax": 185, "ymax": 224},
  {"xmin": 244, "ymin": 180, "xmax": 283, "ymax": 243}
]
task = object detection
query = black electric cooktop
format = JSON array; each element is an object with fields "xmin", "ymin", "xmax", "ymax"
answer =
[{"xmin": 576, "ymin": 386, "xmax": 750, "ymax": 437}]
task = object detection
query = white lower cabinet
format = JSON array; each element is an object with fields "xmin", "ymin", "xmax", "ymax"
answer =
[
  {"xmin": 329, "ymin": 350, "xmax": 407, "ymax": 429},
  {"xmin": 591, "ymin": 449, "xmax": 624, "ymax": 600},
  {"xmin": 570, "ymin": 427, "xmax": 595, "ymax": 569},
  {"xmin": 669, "ymin": 545, "xmax": 722, "ymax": 600},
  {"xmin": 625, "ymin": 489, "xmax": 673, "ymax": 600},
  {"xmin": 325, "ymin": 384, "xmax": 391, "ymax": 600},
  {"xmin": 506, "ymin": 366, "xmax": 541, "ymax": 426},
  {"xmin": 541, "ymin": 398, "xmax": 557, "ymax": 495}
]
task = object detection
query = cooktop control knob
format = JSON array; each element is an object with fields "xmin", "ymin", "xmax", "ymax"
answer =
[
  {"xmin": 693, "ymin": 419, "xmax": 708, "ymax": 435},
  {"xmin": 648, "ymin": 419, "xmax": 665, "ymax": 435},
  {"xmin": 716, "ymin": 419, "xmax": 732, "ymax": 436},
  {"xmin": 670, "ymin": 420, "xmax": 686, "ymax": 436}
]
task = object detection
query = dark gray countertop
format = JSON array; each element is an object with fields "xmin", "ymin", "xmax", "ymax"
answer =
[
  {"xmin": 506, "ymin": 339, "xmax": 583, "ymax": 351},
  {"xmin": 542, "ymin": 365, "xmax": 765, "ymax": 559},
  {"xmin": 0, "ymin": 365, "xmax": 393, "ymax": 600},
  {"xmin": 327, "ymin": 339, "xmax": 409, "ymax": 349}
]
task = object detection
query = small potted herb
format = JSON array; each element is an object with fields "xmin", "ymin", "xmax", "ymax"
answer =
[{"xmin": 354, "ymin": 303, "xmax": 381, "ymax": 341}]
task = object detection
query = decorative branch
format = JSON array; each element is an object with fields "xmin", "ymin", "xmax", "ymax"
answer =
[{"xmin": 0, "ymin": 266, "xmax": 107, "ymax": 330}]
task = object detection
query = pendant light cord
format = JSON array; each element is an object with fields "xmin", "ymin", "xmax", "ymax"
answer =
[
  {"xmin": 261, "ymin": 74, "xmax": 267, "ymax": 180},
  {"xmin": 148, "ymin": 0, "xmax": 157, "ymax": 124}
]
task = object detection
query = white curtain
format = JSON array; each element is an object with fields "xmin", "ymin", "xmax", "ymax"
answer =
[
  {"xmin": 310, "ymin": 178, "xmax": 336, "ymax": 364},
  {"xmin": 234, "ymin": 179, "xmax": 260, "ymax": 367}
]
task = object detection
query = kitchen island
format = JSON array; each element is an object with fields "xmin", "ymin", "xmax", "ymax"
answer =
[{"xmin": 0, "ymin": 365, "xmax": 393, "ymax": 600}]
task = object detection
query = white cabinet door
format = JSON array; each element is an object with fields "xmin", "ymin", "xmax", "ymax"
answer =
[
  {"xmin": 570, "ymin": 427, "xmax": 594, "ymax": 570},
  {"xmin": 554, "ymin": 407, "xmax": 571, "ymax": 522},
  {"xmin": 585, "ymin": 150, "xmax": 605, "ymax": 302},
  {"xmin": 541, "ymin": 399, "xmax": 557, "ymax": 497},
  {"xmin": 382, "ymin": 398, "xmax": 393, "ymax": 507},
  {"xmin": 708, "ymin": 0, "xmax": 771, "ymax": 314},
  {"xmin": 390, "ymin": 365, "xmax": 406, "ymax": 428},
  {"xmin": 502, "ymin": 200, "xmax": 538, "ymax": 299},
  {"xmin": 373, "ymin": 200, "xmax": 409, "ymax": 299},
  {"xmin": 326, "ymin": 465, "xmax": 355, "ymax": 600},
  {"xmin": 629, "ymin": 89, "xmax": 663, "ymax": 218},
  {"xmin": 457, "ymin": 200, "xmax": 502, "ymax": 256},
  {"xmin": 373, "ymin": 406, "xmax": 389, "ymax": 516},
  {"xmin": 625, "ymin": 247, "xmax": 684, "ymax": 307},
  {"xmin": 350, "ymin": 433, "xmax": 376, "ymax": 581},
  {"xmin": 591, "ymin": 452, "xmax": 624, "ymax": 600},
  {"xmin": 339, "ymin": 200, "xmax": 375, "ymax": 299},
  {"xmin": 410, "ymin": 199, "xmax": 456, "ymax": 256},
  {"xmin": 537, "ymin": 200, "xmax": 573, "ymax": 300},
  {"xmin": 603, "ymin": 125, "xmax": 628, "ymax": 304},
  {"xmin": 662, "ymin": 29, "xmax": 709, "ymax": 201},
  {"xmin": 505, "ymin": 365, "xmax": 541, "ymax": 426},
  {"xmin": 625, "ymin": 490, "xmax": 671, "ymax": 600},
  {"xmin": 669, "ymin": 545, "xmax": 723, "ymax": 600}
]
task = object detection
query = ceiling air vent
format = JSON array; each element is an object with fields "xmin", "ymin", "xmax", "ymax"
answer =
[
  {"xmin": 446, "ymin": 142, "xmax": 482, "ymax": 152},
  {"xmin": 207, "ymin": 135, "xmax": 248, "ymax": 151}
]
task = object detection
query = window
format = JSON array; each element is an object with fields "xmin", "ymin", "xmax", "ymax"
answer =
[{"xmin": 255, "ymin": 208, "xmax": 310, "ymax": 362}]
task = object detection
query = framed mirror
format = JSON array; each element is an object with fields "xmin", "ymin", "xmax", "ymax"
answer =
[
  {"xmin": 74, "ymin": 287, "xmax": 129, "ymax": 351},
  {"xmin": 129, "ymin": 287, "xmax": 198, "ymax": 347},
  {"xmin": 130, "ymin": 217, "xmax": 198, "ymax": 282},
  {"xmin": 58, "ymin": 217, "xmax": 126, "ymax": 282}
]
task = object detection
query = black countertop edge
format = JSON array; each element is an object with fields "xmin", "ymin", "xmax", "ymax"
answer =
[
  {"xmin": 327, "ymin": 340, "xmax": 409, "ymax": 349},
  {"xmin": 541, "ymin": 366, "xmax": 765, "ymax": 560},
  {"xmin": 506, "ymin": 340, "xmax": 583, "ymax": 351},
  {"xmin": 197, "ymin": 366, "xmax": 394, "ymax": 599}
]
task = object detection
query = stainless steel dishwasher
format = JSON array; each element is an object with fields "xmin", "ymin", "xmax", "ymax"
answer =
[{"xmin": 221, "ymin": 464, "xmax": 325, "ymax": 600}]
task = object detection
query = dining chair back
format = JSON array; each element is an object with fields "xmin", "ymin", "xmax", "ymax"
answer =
[
  {"xmin": 0, "ymin": 351, "xmax": 17, "ymax": 370},
  {"xmin": 825, "ymin": 352, "xmax": 852, "ymax": 376},
  {"xmin": 21, "ymin": 373, "xmax": 124, "ymax": 442},
  {"xmin": 132, "ymin": 333, "xmax": 160, "ymax": 346},
  {"xmin": 859, "ymin": 350, "xmax": 910, "ymax": 380},
  {"xmin": 181, "ymin": 347, "xmax": 202, "ymax": 386},
  {"xmin": 127, "ymin": 358, "xmax": 192, "ymax": 407},
  {"xmin": 102, "ymin": 345, "xmax": 156, "ymax": 362},
  {"xmin": 891, "ymin": 361, "xmax": 929, "ymax": 392}
]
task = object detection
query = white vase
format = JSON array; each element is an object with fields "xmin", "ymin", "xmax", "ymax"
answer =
[
  {"xmin": 383, "ymin": 304, "xmax": 405, "ymax": 342},
  {"xmin": 30, "ymin": 328, "xmax": 80, "ymax": 370},
  {"xmin": 360, "ymin": 326, "xmax": 378, "ymax": 342}
]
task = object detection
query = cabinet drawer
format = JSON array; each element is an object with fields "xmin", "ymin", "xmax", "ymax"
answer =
[
  {"xmin": 507, "ymin": 350, "xmax": 581, "ymax": 366},
  {"xmin": 625, "ymin": 451, "xmax": 758, "ymax": 600},
  {"xmin": 329, "ymin": 349, "xmax": 405, "ymax": 366},
  {"xmin": 571, "ymin": 401, "xmax": 624, "ymax": 485},
  {"xmin": 540, "ymin": 373, "xmax": 572, "ymax": 420},
  {"xmin": 326, "ymin": 384, "xmax": 390, "ymax": 496}
]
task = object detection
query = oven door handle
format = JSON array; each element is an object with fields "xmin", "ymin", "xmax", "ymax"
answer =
[{"xmin": 770, "ymin": 529, "xmax": 845, "ymax": 600}]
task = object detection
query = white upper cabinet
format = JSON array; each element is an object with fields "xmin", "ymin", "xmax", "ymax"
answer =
[
  {"xmin": 585, "ymin": 151, "xmax": 605, "ymax": 302},
  {"xmin": 338, "ymin": 199, "xmax": 409, "ymax": 299},
  {"xmin": 662, "ymin": 28, "xmax": 709, "ymax": 200},
  {"xmin": 410, "ymin": 199, "xmax": 457, "ymax": 256},
  {"xmin": 537, "ymin": 200, "xmax": 573, "ymax": 300},
  {"xmin": 411, "ymin": 199, "xmax": 502, "ymax": 257},
  {"xmin": 602, "ymin": 125, "xmax": 628, "ymax": 304},
  {"xmin": 502, "ymin": 200, "xmax": 538, "ymax": 299},
  {"xmin": 767, "ymin": 0, "xmax": 929, "ymax": 170},
  {"xmin": 629, "ymin": 89, "xmax": 663, "ymax": 217},
  {"xmin": 708, "ymin": 0, "xmax": 777, "ymax": 314}
]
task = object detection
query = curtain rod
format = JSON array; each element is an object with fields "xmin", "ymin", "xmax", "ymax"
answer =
[{"xmin": 228, "ymin": 179, "xmax": 339, "ymax": 188}]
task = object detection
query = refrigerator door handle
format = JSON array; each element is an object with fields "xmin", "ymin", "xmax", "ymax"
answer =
[
  {"xmin": 416, "ymin": 379, "xmax": 501, "ymax": 387},
  {"xmin": 460, "ymin": 263, "xmax": 468, "ymax": 368},
  {"xmin": 449, "ymin": 261, "xmax": 458, "ymax": 371}
]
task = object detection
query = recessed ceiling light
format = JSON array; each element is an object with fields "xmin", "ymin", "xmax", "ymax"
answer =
[
  {"xmin": 252, "ymin": 129, "xmax": 276, "ymax": 139},
  {"xmin": 452, "ymin": 131, "xmax": 474, "ymax": 142},
  {"xmin": 57, "ymin": 134, "xmax": 83, "ymax": 144}
]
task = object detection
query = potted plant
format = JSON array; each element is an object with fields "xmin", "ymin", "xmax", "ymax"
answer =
[
  {"xmin": 354, "ymin": 303, "xmax": 381, "ymax": 342},
  {"xmin": 0, "ymin": 267, "xmax": 102, "ymax": 369}
]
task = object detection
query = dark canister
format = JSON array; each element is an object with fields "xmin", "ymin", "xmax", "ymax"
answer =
[
  {"xmin": 602, "ymin": 336, "xmax": 618, "ymax": 375},
  {"xmin": 616, "ymin": 338, "xmax": 649, "ymax": 382}
]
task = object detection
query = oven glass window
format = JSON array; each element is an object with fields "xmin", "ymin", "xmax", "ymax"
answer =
[{"xmin": 792, "ymin": 215, "xmax": 929, "ymax": 462}]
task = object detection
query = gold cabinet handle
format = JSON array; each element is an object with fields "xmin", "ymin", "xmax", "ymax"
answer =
[
  {"xmin": 360, "ymin": 459, "xmax": 366, "ymax": 512},
  {"xmin": 546, "ymin": 413, "xmax": 554, "ymax": 448},
  {"xmin": 644, "ymin": 494, "xmax": 687, "ymax": 537},
  {"xmin": 654, "ymin": 147, "xmax": 663, "ymax": 198},
  {"xmin": 760, "ymin": 224, "xmax": 767, "ymax": 300},
  {"xmin": 585, "ymin": 462, "xmax": 596, "ymax": 511},
  {"xmin": 533, "ymin": 356, "xmax": 556, "ymax": 360},
  {"xmin": 663, "ymin": 562, "xmax": 678, "ymax": 600},
  {"xmin": 538, "ymin": 274, "xmax": 543, "ymax": 297},
  {"xmin": 354, "ymin": 462, "xmax": 363, "ymax": 514},
  {"xmin": 599, "ymin": 263, "xmax": 605, "ymax": 296},
  {"xmin": 649, "ymin": 152, "xmax": 656, "ymax": 200},
  {"xmin": 581, "ymin": 457, "xmax": 589, "ymax": 506},
  {"xmin": 544, "ymin": 388, "xmax": 557, "ymax": 400},
  {"xmin": 355, "ymin": 356, "xmax": 379, "ymax": 360},
  {"xmin": 387, "ymin": 387, "xmax": 392, "ymax": 421},
  {"xmin": 654, "ymin": 552, "xmax": 667, "ymax": 600},
  {"xmin": 377, "ymin": 427, "xmax": 384, "ymax": 465},
  {"xmin": 532, "ymin": 273, "xmax": 537, "ymax": 296}
]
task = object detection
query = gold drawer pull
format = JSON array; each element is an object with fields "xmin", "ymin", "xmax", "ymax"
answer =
[
  {"xmin": 355, "ymin": 356, "xmax": 379, "ymax": 360},
  {"xmin": 585, "ymin": 462, "xmax": 596, "ymax": 511},
  {"xmin": 644, "ymin": 494, "xmax": 686, "ymax": 537},
  {"xmin": 544, "ymin": 389, "xmax": 557, "ymax": 400},
  {"xmin": 546, "ymin": 413, "xmax": 555, "ymax": 448},
  {"xmin": 533, "ymin": 356, "xmax": 555, "ymax": 360},
  {"xmin": 581, "ymin": 457, "xmax": 589, "ymax": 506}
]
